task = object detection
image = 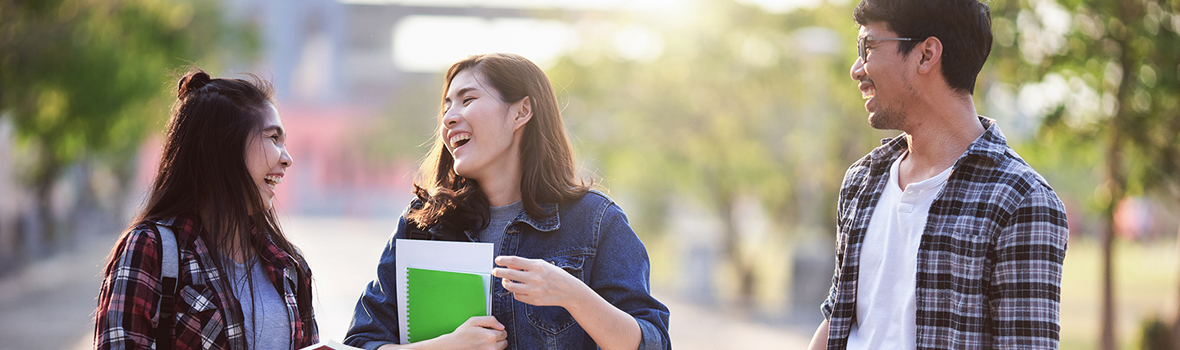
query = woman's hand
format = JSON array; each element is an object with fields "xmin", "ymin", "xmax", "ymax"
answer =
[
  {"xmin": 437, "ymin": 316, "xmax": 507, "ymax": 350},
  {"xmin": 379, "ymin": 316, "xmax": 506, "ymax": 350},
  {"xmin": 492, "ymin": 256, "xmax": 590, "ymax": 308},
  {"xmin": 492, "ymin": 255, "xmax": 642, "ymax": 350}
]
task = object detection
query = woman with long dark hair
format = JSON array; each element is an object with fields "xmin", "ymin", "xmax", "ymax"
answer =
[
  {"xmin": 345, "ymin": 53, "xmax": 670, "ymax": 350},
  {"xmin": 95, "ymin": 69, "xmax": 317, "ymax": 350}
]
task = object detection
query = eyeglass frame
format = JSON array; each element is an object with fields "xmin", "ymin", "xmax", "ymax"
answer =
[{"xmin": 858, "ymin": 36, "xmax": 922, "ymax": 63}]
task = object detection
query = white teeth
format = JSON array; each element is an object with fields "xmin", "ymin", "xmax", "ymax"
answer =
[
  {"xmin": 265, "ymin": 175, "xmax": 282, "ymax": 185},
  {"xmin": 863, "ymin": 87, "xmax": 876, "ymax": 100},
  {"xmin": 449, "ymin": 134, "xmax": 470, "ymax": 147}
]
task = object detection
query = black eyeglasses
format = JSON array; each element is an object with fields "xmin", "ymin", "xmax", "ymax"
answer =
[{"xmin": 858, "ymin": 36, "xmax": 921, "ymax": 63}]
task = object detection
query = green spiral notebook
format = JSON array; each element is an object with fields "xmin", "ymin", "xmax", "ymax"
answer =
[{"xmin": 406, "ymin": 267, "xmax": 489, "ymax": 343}]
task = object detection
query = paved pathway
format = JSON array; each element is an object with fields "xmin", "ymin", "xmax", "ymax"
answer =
[
  {"xmin": 0, "ymin": 216, "xmax": 811, "ymax": 349},
  {"xmin": 0, "ymin": 231, "xmax": 109, "ymax": 350}
]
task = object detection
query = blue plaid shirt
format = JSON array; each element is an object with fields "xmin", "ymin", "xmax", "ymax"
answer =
[{"xmin": 821, "ymin": 117, "xmax": 1069, "ymax": 349}]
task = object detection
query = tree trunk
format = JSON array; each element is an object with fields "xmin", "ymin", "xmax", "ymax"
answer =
[
  {"xmin": 32, "ymin": 161, "xmax": 60, "ymax": 260},
  {"xmin": 716, "ymin": 195, "xmax": 756, "ymax": 309},
  {"xmin": 1100, "ymin": 100, "xmax": 1128, "ymax": 350},
  {"xmin": 1103, "ymin": 0, "xmax": 1140, "ymax": 345},
  {"xmin": 1174, "ymin": 218, "xmax": 1180, "ymax": 350},
  {"xmin": 1100, "ymin": 203, "xmax": 1117, "ymax": 350}
]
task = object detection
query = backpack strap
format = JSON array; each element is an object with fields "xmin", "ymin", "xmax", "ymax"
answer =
[{"xmin": 155, "ymin": 224, "xmax": 179, "ymax": 350}]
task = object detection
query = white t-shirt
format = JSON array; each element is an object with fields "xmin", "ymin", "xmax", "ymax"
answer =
[{"xmin": 846, "ymin": 153, "xmax": 953, "ymax": 350}]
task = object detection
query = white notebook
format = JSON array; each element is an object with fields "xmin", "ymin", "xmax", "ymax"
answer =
[{"xmin": 394, "ymin": 239, "xmax": 494, "ymax": 344}]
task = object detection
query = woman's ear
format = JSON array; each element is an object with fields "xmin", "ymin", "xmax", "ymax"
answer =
[{"xmin": 512, "ymin": 96, "xmax": 533, "ymax": 131}]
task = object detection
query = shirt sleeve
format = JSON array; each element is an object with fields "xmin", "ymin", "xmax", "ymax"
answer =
[
  {"xmin": 591, "ymin": 203, "xmax": 672, "ymax": 350},
  {"xmin": 95, "ymin": 226, "xmax": 164, "ymax": 350},
  {"xmin": 988, "ymin": 185, "xmax": 1069, "ymax": 348},
  {"xmin": 820, "ymin": 204, "xmax": 847, "ymax": 321},
  {"xmin": 299, "ymin": 259, "xmax": 320, "ymax": 347},
  {"xmin": 343, "ymin": 217, "xmax": 408, "ymax": 350}
]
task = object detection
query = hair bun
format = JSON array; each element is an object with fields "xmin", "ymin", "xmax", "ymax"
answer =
[{"xmin": 177, "ymin": 70, "xmax": 213, "ymax": 98}]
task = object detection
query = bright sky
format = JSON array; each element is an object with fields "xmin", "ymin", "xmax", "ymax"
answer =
[
  {"xmin": 338, "ymin": 0, "xmax": 835, "ymax": 72},
  {"xmin": 339, "ymin": 0, "xmax": 686, "ymax": 10}
]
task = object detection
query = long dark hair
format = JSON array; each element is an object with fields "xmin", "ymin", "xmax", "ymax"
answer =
[
  {"xmin": 102, "ymin": 68, "xmax": 312, "ymax": 335},
  {"xmin": 407, "ymin": 53, "xmax": 590, "ymax": 238}
]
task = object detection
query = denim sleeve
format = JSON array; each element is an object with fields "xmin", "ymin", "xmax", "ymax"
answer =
[
  {"xmin": 343, "ymin": 217, "xmax": 408, "ymax": 350},
  {"xmin": 591, "ymin": 203, "xmax": 671, "ymax": 350}
]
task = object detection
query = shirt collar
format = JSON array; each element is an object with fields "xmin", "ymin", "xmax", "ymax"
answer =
[
  {"xmin": 150, "ymin": 214, "xmax": 298, "ymax": 274},
  {"xmin": 149, "ymin": 214, "xmax": 200, "ymax": 247},
  {"xmin": 873, "ymin": 116, "xmax": 1008, "ymax": 165}
]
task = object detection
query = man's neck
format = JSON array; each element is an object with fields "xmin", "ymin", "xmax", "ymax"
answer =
[{"xmin": 897, "ymin": 93, "xmax": 985, "ymax": 189}]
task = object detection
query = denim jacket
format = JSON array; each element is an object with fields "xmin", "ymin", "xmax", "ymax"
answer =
[{"xmin": 344, "ymin": 190, "xmax": 671, "ymax": 350}]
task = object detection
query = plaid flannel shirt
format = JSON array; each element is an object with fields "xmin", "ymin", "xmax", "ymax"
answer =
[
  {"xmin": 820, "ymin": 117, "xmax": 1068, "ymax": 349},
  {"xmin": 96, "ymin": 215, "xmax": 318, "ymax": 350}
]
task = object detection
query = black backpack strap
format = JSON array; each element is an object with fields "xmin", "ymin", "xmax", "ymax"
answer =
[{"xmin": 155, "ymin": 224, "xmax": 179, "ymax": 350}]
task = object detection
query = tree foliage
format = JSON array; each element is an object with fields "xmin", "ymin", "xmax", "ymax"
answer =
[
  {"xmin": 0, "ymin": 0, "xmax": 256, "ymax": 253},
  {"xmin": 548, "ymin": 0, "xmax": 891, "ymax": 305}
]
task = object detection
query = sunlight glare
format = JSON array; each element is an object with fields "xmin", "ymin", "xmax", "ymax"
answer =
[{"xmin": 392, "ymin": 16, "xmax": 576, "ymax": 73}]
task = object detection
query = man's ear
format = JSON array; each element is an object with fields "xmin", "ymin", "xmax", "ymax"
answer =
[
  {"xmin": 512, "ymin": 96, "xmax": 533, "ymax": 131},
  {"xmin": 917, "ymin": 36, "xmax": 943, "ymax": 75}
]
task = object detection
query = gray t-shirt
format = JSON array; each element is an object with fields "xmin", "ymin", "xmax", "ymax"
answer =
[
  {"xmin": 225, "ymin": 257, "xmax": 290, "ymax": 350},
  {"xmin": 477, "ymin": 201, "xmax": 523, "ymax": 255}
]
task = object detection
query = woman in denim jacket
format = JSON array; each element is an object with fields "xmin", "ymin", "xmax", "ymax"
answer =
[{"xmin": 345, "ymin": 53, "xmax": 670, "ymax": 350}]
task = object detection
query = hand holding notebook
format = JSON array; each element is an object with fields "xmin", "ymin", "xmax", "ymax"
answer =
[
  {"xmin": 394, "ymin": 239, "xmax": 495, "ymax": 344},
  {"xmin": 405, "ymin": 268, "xmax": 489, "ymax": 342}
]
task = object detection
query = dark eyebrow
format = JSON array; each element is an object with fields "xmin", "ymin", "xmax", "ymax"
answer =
[{"xmin": 261, "ymin": 125, "xmax": 284, "ymax": 136}]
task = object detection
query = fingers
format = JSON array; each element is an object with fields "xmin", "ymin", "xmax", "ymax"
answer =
[
  {"xmin": 496, "ymin": 339, "xmax": 508, "ymax": 350},
  {"xmin": 467, "ymin": 315, "xmax": 505, "ymax": 330},
  {"xmin": 491, "ymin": 267, "xmax": 528, "ymax": 282},
  {"xmin": 500, "ymin": 276, "xmax": 532, "ymax": 295},
  {"xmin": 494, "ymin": 255, "xmax": 538, "ymax": 270}
]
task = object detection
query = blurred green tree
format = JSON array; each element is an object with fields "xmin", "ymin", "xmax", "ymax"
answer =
[
  {"xmin": 0, "ymin": 0, "xmax": 255, "ymax": 259},
  {"xmin": 987, "ymin": 0, "xmax": 1180, "ymax": 347},
  {"xmin": 548, "ymin": 0, "xmax": 887, "ymax": 307}
]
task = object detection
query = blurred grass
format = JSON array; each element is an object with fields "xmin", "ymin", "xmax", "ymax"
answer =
[
  {"xmin": 649, "ymin": 230, "xmax": 1180, "ymax": 348},
  {"xmin": 1060, "ymin": 237, "xmax": 1178, "ymax": 349}
]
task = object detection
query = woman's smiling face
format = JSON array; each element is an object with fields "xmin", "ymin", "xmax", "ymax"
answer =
[
  {"xmin": 244, "ymin": 103, "xmax": 292, "ymax": 211},
  {"xmin": 440, "ymin": 69, "xmax": 527, "ymax": 183}
]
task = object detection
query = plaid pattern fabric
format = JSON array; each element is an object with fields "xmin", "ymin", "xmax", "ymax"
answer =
[
  {"xmin": 820, "ymin": 117, "xmax": 1068, "ymax": 349},
  {"xmin": 96, "ymin": 215, "xmax": 318, "ymax": 350}
]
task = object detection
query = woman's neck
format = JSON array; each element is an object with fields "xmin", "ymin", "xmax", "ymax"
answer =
[
  {"xmin": 472, "ymin": 141, "xmax": 525, "ymax": 207},
  {"xmin": 479, "ymin": 173, "xmax": 523, "ymax": 207}
]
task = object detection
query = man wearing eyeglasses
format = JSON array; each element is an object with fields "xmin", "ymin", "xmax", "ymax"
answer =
[{"xmin": 807, "ymin": 0, "xmax": 1068, "ymax": 349}]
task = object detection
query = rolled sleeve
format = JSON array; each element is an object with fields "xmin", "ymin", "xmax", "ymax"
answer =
[
  {"xmin": 592, "ymin": 203, "xmax": 672, "ymax": 350},
  {"xmin": 636, "ymin": 317, "xmax": 667, "ymax": 350}
]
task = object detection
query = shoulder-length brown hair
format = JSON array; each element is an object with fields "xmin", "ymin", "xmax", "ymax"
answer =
[{"xmin": 407, "ymin": 53, "xmax": 589, "ymax": 236}]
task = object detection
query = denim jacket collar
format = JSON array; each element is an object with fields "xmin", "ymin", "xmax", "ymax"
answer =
[
  {"xmin": 413, "ymin": 200, "xmax": 562, "ymax": 240},
  {"xmin": 511, "ymin": 201, "xmax": 560, "ymax": 232}
]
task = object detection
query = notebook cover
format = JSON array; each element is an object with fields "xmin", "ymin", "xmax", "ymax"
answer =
[{"xmin": 406, "ymin": 267, "xmax": 488, "ymax": 343}]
